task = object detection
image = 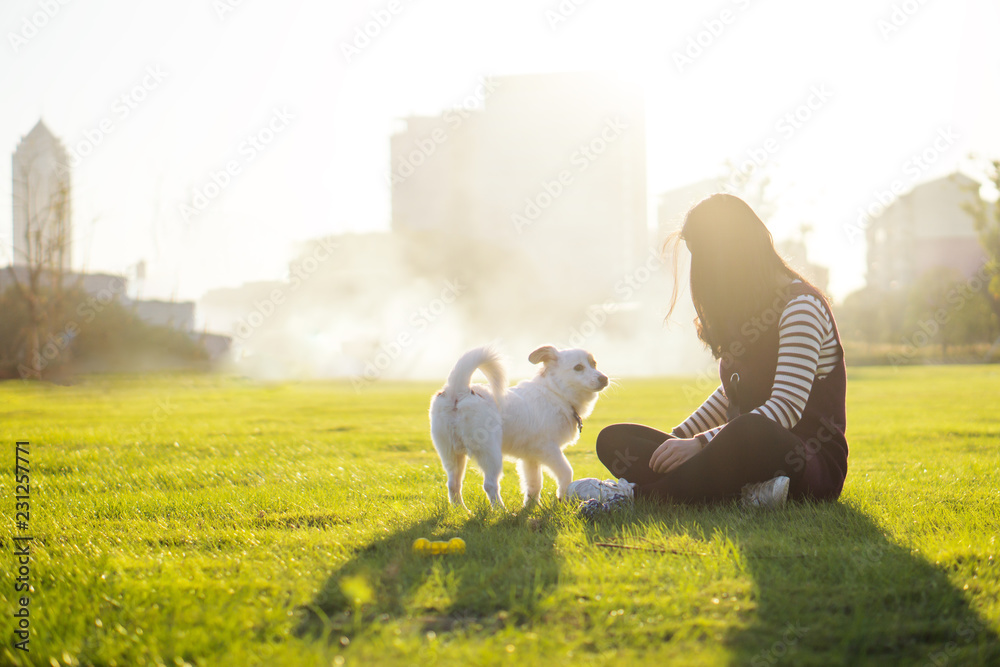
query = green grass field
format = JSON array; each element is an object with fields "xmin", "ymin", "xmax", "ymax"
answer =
[{"xmin": 1, "ymin": 366, "xmax": 999, "ymax": 666}]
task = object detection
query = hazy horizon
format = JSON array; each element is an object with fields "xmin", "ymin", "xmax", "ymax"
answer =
[
  {"xmin": 3, "ymin": 1, "xmax": 999, "ymax": 307},
  {"xmin": 3, "ymin": 0, "xmax": 1000, "ymax": 382}
]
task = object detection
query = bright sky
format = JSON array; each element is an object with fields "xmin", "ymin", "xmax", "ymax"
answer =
[{"xmin": 1, "ymin": 0, "xmax": 998, "ymax": 303}]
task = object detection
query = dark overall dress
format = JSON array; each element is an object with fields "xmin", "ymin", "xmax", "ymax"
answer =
[{"xmin": 720, "ymin": 281, "xmax": 849, "ymax": 500}]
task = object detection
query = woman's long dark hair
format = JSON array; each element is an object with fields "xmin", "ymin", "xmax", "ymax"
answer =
[{"xmin": 665, "ymin": 194, "xmax": 824, "ymax": 359}]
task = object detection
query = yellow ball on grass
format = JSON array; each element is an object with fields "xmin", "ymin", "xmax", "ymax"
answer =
[
  {"xmin": 448, "ymin": 538, "xmax": 466, "ymax": 554},
  {"xmin": 412, "ymin": 538, "xmax": 430, "ymax": 554}
]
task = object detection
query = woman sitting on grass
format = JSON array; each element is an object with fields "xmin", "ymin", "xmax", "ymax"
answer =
[{"xmin": 567, "ymin": 194, "xmax": 849, "ymax": 510}]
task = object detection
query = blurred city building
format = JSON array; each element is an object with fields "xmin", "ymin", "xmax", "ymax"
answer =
[
  {"xmin": 390, "ymin": 72, "xmax": 648, "ymax": 295},
  {"xmin": 6, "ymin": 120, "xmax": 230, "ymax": 360},
  {"xmin": 133, "ymin": 299, "xmax": 196, "ymax": 332},
  {"xmin": 867, "ymin": 173, "xmax": 984, "ymax": 291},
  {"xmin": 776, "ymin": 237, "xmax": 830, "ymax": 295},
  {"xmin": 12, "ymin": 120, "xmax": 72, "ymax": 272},
  {"xmin": 0, "ymin": 266, "xmax": 123, "ymax": 298}
]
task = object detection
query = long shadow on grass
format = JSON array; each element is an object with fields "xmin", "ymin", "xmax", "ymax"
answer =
[
  {"xmin": 591, "ymin": 500, "xmax": 998, "ymax": 665},
  {"xmin": 296, "ymin": 502, "xmax": 562, "ymax": 643}
]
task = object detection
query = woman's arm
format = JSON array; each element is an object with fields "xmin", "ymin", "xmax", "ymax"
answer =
[
  {"xmin": 650, "ymin": 437, "xmax": 703, "ymax": 473},
  {"xmin": 671, "ymin": 294, "xmax": 834, "ymax": 448},
  {"xmin": 671, "ymin": 385, "xmax": 729, "ymax": 442},
  {"xmin": 689, "ymin": 295, "xmax": 834, "ymax": 446},
  {"xmin": 745, "ymin": 294, "xmax": 833, "ymax": 431},
  {"xmin": 646, "ymin": 389, "xmax": 728, "ymax": 475},
  {"xmin": 649, "ymin": 297, "xmax": 832, "ymax": 473}
]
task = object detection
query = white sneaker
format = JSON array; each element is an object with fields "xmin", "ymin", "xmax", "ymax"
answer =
[
  {"xmin": 741, "ymin": 476, "xmax": 790, "ymax": 509},
  {"xmin": 565, "ymin": 478, "xmax": 635, "ymax": 503}
]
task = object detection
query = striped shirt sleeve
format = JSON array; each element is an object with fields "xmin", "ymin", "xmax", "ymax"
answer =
[
  {"xmin": 750, "ymin": 294, "xmax": 832, "ymax": 431},
  {"xmin": 672, "ymin": 384, "xmax": 729, "ymax": 440},
  {"xmin": 696, "ymin": 294, "xmax": 834, "ymax": 444}
]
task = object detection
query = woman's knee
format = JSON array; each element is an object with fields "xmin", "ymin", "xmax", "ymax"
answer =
[
  {"xmin": 595, "ymin": 423, "xmax": 648, "ymax": 466},
  {"xmin": 727, "ymin": 413, "xmax": 793, "ymax": 437},
  {"xmin": 595, "ymin": 423, "xmax": 671, "ymax": 482},
  {"xmin": 595, "ymin": 424, "xmax": 627, "ymax": 458}
]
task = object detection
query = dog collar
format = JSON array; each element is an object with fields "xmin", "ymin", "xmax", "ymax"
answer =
[{"xmin": 572, "ymin": 408, "xmax": 583, "ymax": 434}]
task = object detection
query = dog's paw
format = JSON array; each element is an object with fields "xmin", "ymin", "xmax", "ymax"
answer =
[{"xmin": 521, "ymin": 496, "xmax": 541, "ymax": 511}]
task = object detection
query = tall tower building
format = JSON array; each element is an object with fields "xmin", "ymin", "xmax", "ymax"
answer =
[{"xmin": 12, "ymin": 120, "xmax": 72, "ymax": 272}]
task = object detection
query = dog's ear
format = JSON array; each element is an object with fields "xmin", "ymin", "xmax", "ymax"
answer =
[{"xmin": 528, "ymin": 345, "xmax": 558, "ymax": 365}]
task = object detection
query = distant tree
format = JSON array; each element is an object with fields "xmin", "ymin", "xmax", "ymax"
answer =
[
  {"xmin": 6, "ymin": 151, "xmax": 75, "ymax": 379},
  {"xmin": 838, "ymin": 287, "xmax": 890, "ymax": 345},
  {"xmin": 960, "ymin": 161, "xmax": 1000, "ymax": 329},
  {"xmin": 0, "ymin": 285, "xmax": 207, "ymax": 378},
  {"xmin": 903, "ymin": 267, "xmax": 996, "ymax": 358},
  {"xmin": 838, "ymin": 269, "xmax": 996, "ymax": 362},
  {"xmin": 837, "ymin": 285, "xmax": 909, "ymax": 346}
]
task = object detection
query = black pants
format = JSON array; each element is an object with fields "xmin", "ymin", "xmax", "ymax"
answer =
[{"xmin": 596, "ymin": 414, "xmax": 810, "ymax": 504}]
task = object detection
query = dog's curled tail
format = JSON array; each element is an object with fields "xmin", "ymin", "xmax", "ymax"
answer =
[{"xmin": 444, "ymin": 346, "xmax": 507, "ymax": 409}]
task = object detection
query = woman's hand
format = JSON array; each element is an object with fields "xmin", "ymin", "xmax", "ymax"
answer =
[{"xmin": 649, "ymin": 437, "xmax": 702, "ymax": 474}]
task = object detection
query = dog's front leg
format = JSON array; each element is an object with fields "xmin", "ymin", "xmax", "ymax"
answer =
[
  {"xmin": 517, "ymin": 459, "xmax": 543, "ymax": 506},
  {"xmin": 541, "ymin": 449, "xmax": 574, "ymax": 501}
]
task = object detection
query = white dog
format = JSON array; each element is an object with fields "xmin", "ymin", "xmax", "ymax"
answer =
[{"xmin": 429, "ymin": 345, "xmax": 609, "ymax": 508}]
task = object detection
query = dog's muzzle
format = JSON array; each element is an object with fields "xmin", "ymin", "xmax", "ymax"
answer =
[{"xmin": 597, "ymin": 375, "xmax": 609, "ymax": 390}]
